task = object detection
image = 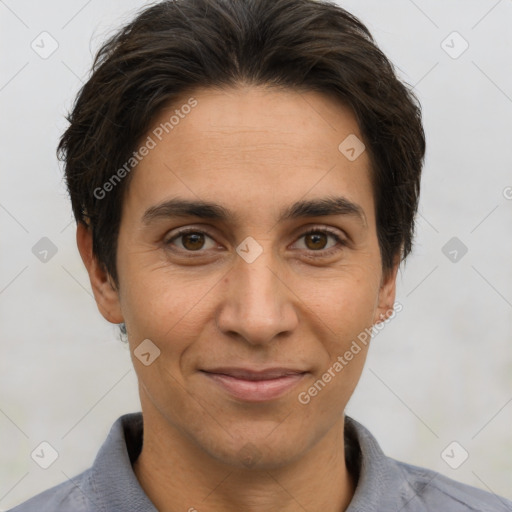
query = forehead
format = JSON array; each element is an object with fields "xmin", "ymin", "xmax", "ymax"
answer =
[{"xmin": 123, "ymin": 85, "xmax": 374, "ymax": 224}]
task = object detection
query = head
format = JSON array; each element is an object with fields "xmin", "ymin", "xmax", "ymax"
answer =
[{"xmin": 62, "ymin": 0, "xmax": 425, "ymax": 470}]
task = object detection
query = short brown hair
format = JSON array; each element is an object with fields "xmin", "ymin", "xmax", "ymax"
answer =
[{"xmin": 58, "ymin": 0, "xmax": 425, "ymax": 285}]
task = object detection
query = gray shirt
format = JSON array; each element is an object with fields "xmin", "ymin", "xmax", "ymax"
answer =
[{"xmin": 8, "ymin": 412, "xmax": 512, "ymax": 511}]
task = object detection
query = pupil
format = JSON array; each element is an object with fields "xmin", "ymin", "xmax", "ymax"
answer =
[{"xmin": 183, "ymin": 233, "xmax": 204, "ymax": 250}]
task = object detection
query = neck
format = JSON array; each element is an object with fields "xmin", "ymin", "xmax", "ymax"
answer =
[{"xmin": 133, "ymin": 404, "xmax": 356, "ymax": 512}]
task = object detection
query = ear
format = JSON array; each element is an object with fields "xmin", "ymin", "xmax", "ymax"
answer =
[
  {"xmin": 76, "ymin": 222, "xmax": 124, "ymax": 324},
  {"xmin": 373, "ymin": 256, "xmax": 400, "ymax": 324}
]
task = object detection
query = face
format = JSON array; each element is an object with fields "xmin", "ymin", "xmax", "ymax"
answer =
[{"xmin": 81, "ymin": 85, "xmax": 398, "ymax": 469}]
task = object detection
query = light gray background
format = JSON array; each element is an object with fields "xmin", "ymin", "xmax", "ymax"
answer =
[{"xmin": 1, "ymin": 0, "xmax": 511, "ymax": 508}]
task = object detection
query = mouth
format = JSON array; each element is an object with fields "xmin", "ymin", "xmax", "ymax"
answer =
[{"xmin": 200, "ymin": 367, "xmax": 308, "ymax": 402}]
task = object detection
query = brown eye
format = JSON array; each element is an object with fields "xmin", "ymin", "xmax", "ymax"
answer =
[
  {"xmin": 304, "ymin": 232, "xmax": 328, "ymax": 250},
  {"xmin": 181, "ymin": 232, "xmax": 205, "ymax": 251},
  {"xmin": 293, "ymin": 228, "xmax": 345, "ymax": 254},
  {"xmin": 165, "ymin": 230, "xmax": 217, "ymax": 252}
]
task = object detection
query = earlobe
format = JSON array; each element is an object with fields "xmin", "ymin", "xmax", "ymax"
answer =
[
  {"xmin": 76, "ymin": 223, "xmax": 124, "ymax": 325},
  {"xmin": 373, "ymin": 258, "xmax": 400, "ymax": 324}
]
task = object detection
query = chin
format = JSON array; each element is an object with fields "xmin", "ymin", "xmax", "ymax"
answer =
[{"xmin": 198, "ymin": 426, "xmax": 309, "ymax": 471}]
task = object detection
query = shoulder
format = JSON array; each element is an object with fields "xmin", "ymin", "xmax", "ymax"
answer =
[
  {"xmin": 393, "ymin": 458, "xmax": 512, "ymax": 511},
  {"xmin": 344, "ymin": 416, "xmax": 512, "ymax": 511},
  {"xmin": 6, "ymin": 469, "xmax": 96, "ymax": 512},
  {"xmin": 6, "ymin": 412, "xmax": 145, "ymax": 512}
]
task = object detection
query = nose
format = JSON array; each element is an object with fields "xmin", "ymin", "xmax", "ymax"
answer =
[{"xmin": 215, "ymin": 247, "xmax": 299, "ymax": 346}]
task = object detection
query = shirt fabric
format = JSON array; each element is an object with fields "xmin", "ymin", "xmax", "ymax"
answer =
[{"xmin": 8, "ymin": 412, "xmax": 512, "ymax": 511}]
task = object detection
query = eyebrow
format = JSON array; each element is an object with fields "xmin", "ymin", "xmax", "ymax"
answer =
[{"xmin": 142, "ymin": 196, "xmax": 367, "ymax": 227}]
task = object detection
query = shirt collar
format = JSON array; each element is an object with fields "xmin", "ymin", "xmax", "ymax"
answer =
[
  {"xmin": 344, "ymin": 416, "xmax": 412, "ymax": 511},
  {"xmin": 86, "ymin": 412, "xmax": 157, "ymax": 512},
  {"xmin": 85, "ymin": 412, "xmax": 410, "ymax": 512}
]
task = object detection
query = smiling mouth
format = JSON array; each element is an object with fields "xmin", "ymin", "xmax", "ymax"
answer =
[{"xmin": 200, "ymin": 367, "xmax": 307, "ymax": 402}]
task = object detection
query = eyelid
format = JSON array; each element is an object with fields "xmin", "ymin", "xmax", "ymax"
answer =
[{"xmin": 298, "ymin": 226, "xmax": 346, "ymax": 240}]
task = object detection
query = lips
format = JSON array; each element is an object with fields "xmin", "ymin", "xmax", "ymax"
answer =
[
  {"xmin": 200, "ymin": 367, "xmax": 307, "ymax": 402},
  {"xmin": 203, "ymin": 367, "xmax": 305, "ymax": 380}
]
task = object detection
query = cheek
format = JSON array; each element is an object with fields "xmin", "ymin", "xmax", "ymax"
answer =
[
  {"xmin": 301, "ymin": 270, "xmax": 379, "ymax": 333},
  {"xmin": 119, "ymin": 262, "xmax": 218, "ymax": 354},
  {"xmin": 294, "ymin": 269, "xmax": 379, "ymax": 395}
]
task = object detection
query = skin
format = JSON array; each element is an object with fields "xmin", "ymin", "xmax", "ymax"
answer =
[{"xmin": 77, "ymin": 85, "xmax": 399, "ymax": 512}]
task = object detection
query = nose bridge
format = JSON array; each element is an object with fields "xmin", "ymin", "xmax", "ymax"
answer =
[
  {"xmin": 240, "ymin": 253, "xmax": 279, "ymax": 310},
  {"xmin": 216, "ymin": 244, "xmax": 297, "ymax": 344}
]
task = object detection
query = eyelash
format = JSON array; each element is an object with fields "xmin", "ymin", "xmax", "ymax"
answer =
[{"xmin": 164, "ymin": 227, "xmax": 347, "ymax": 256}]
